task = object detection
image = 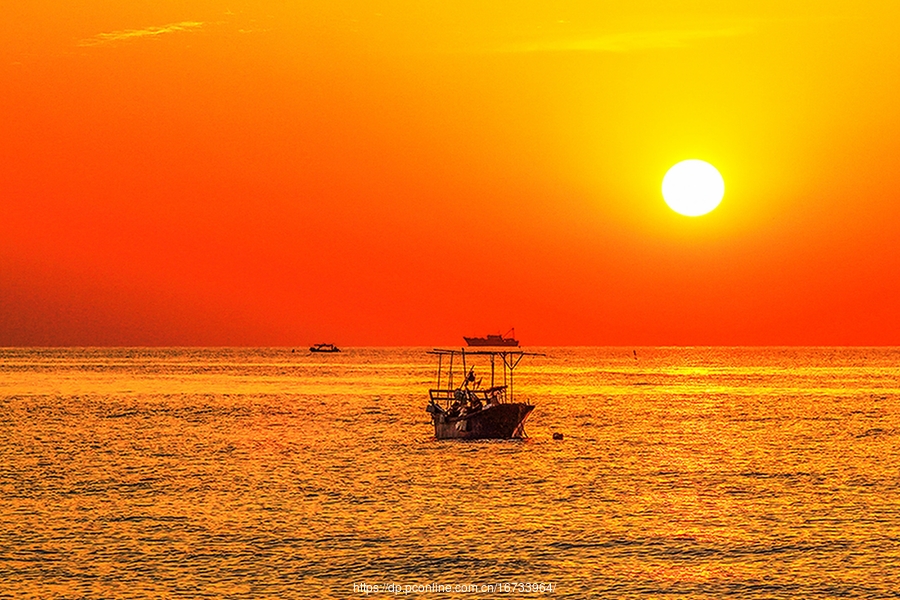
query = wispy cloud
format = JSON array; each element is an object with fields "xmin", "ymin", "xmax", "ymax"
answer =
[
  {"xmin": 495, "ymin": 26, "xmax": 754, "ymax": 54},
  {"xmin": 78, "ymin": 21, "xmax": 205, "ymax": 47}
]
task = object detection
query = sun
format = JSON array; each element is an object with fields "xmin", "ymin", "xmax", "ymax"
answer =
[{"xmin": 662, "ymin": 160, "xmax": 725, "ymax": 217}]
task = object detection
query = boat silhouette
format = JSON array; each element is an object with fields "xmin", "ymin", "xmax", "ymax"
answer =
[
  {"xmin": 309, "ymin": 343, "xmax": 340, "ymax": 353},
  {"xmin": 425, "ymin": 348, "xmax": 541, "ymax": 439},
  {"xmin": 463, "ymin": 328, "xmax": 519, "ymax": 347}
]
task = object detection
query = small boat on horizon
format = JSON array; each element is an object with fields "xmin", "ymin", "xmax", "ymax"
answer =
[
  {"xmin": 425, "ymin": 348, "xmax": 541, "ymax": 440},
  {"xmin": 309, "ymin": 343, "xmax": 341, "ymax": 353},
  {"xmin": 463, "ymin": 328, "xmax": 519, "ymax": 347}
]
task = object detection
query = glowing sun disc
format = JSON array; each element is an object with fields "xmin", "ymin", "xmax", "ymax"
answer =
[{"xmin": 662, "ymin": 160, "xmax": 725, "ymax": 217}]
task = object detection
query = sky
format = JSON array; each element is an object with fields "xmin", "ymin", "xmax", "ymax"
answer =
[{"xmin": 2, "ymin": 1, "xmax": 899, "ymax": 346}]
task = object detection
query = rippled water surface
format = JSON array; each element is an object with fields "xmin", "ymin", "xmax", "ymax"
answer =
[{"xmin": 2, "ymin": 347, "xmax": 900, "ymax": 599}]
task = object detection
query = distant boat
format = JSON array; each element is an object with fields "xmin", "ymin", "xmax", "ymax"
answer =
[
  {"xmin": 425, "ymin": 348, "xmax": 541, "ymax": 439},
  {"xmin": 309, "ymin": 343, "xmax": 340, "ymax": 353},
  {"xmin": 463, "ymin": 328, "xmax": 519, "ymax": 347}
]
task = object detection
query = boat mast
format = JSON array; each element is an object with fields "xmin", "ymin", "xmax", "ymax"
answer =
[
  {"xmin": 501, "ymin": 351, "xmax": 526, "ymax": 402},
  {"xmin": 490, "ymin": 354, "xmax": 495, "ymax": 388},
  {"xmin": 461, "ymin": 348, "xmax": 467, "ymax": 385}
]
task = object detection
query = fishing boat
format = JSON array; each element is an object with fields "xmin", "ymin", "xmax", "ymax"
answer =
[
  {"xmin": 425, "ymin": 348, "xmax": 541, "ymax": 439},
  {"xmin": 309, "ymin": 343, "xmax": 340, "ymax": 353},
  {"xmin": 463, "ymin": 328, "xmax": 519, "ymax": 347}
]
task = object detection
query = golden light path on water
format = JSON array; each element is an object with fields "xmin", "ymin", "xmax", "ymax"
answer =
[{"xmin": 1, "ymin": 347, "xmax": 900, "ymax": 598}]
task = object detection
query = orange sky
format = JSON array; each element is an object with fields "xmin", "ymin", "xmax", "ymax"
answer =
[{"xmin": 2, "ymin": 1, "xmax": 899, "ymax": 345}]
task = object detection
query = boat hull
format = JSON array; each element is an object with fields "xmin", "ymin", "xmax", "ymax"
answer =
[{"xmin": 431, "ymin": 403, "xmax": 533, "ymax": 439}]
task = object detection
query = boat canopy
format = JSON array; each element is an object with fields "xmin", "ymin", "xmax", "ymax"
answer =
[{"xmin": 428, "ymin": 348, "xmax": 544, "ymax": 406}]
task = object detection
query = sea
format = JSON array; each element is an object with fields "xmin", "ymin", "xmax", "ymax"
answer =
[{"xmin": 1, "ymin": 347, "xmax": 899, "ymax": 599}]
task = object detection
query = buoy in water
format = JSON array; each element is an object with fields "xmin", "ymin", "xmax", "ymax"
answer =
[{"xmin": 552, "ymin": 432, "xmax": 564, "ymax": 440}]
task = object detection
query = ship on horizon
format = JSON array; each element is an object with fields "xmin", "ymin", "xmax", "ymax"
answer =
[
  {"xmin": 309, "ymin": 343, "xmax": 340, "ymax": 353},
  {"xmin": 463, "ymin": 328, "xmax": 519, "ymax": 347}
]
